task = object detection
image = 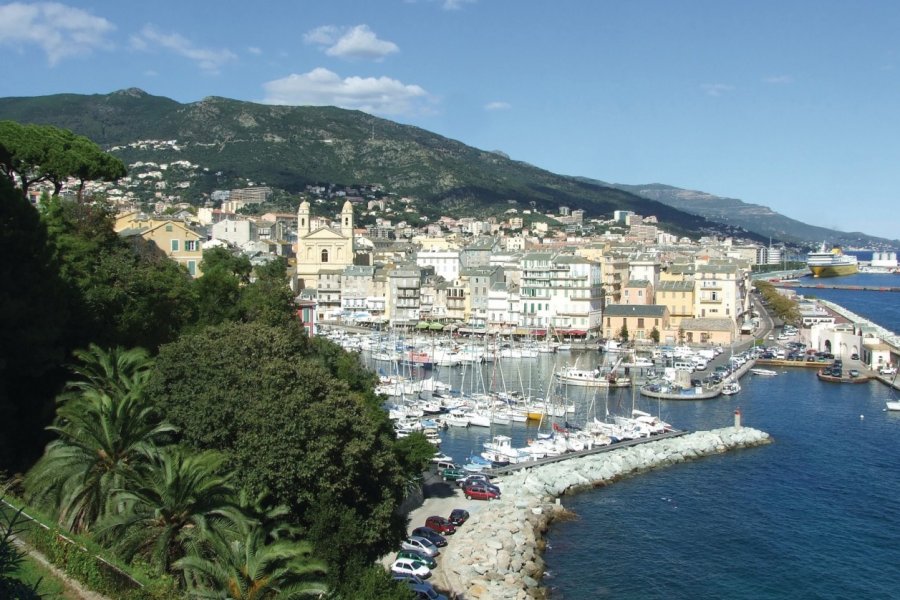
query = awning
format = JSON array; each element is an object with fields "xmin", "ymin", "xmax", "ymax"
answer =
[
  {"xmin": 555, "ymin": 329, "xmax": 587, "ymax": 336},
  {"xmin": 415, "ymin": 321, "xmax": 429, "ymax": 329},
  {"xmin": 429, "ymin": 322, "xmax": 444, "ymax": 330}
]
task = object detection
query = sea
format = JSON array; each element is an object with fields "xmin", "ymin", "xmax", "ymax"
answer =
[{"xmin": 388, "ymin": 272, "xmax": 900, "ymax": 600}]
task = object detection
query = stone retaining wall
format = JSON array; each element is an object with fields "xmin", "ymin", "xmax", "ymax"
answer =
[{"xmin": 443, "ymin": 426, "xmax": 772, "ymax": 599}]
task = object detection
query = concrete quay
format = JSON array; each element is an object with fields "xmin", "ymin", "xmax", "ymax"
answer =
[{"xmin": 438, "ymin": 426, "xmax": 772, "ymax": 599}]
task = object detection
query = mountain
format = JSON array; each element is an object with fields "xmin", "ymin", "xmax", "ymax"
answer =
[
  {"xmin": 583, "ymin": 180, "xmax": 897, "ymax": 247},
  {"xmin": 0, "ymin": 89, "xmax": 726, "ymax": 237}
]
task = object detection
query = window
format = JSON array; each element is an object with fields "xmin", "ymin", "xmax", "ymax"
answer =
[
  {"xmin": 638, "ymin": 318, "xmax": 645, "ymax": 328},
  {"xmin": 185, "ymin": 240, "xmax": 198, "ymax": 251},
  {"xmin": 321, "ymin": 249, "xmax": 329, "ymax": 263},
  {"xmin": 165, "ymin": 224, "xmax": 173, "ymax": 232},
  {"xmin": 171, "ymin": 239, "xmax": 179, "ymax": 252}
]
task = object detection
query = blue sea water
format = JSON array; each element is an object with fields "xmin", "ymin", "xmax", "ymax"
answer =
[{"xmin": 541, "ymin": 274, "xmax": 900, "ymax": 600}]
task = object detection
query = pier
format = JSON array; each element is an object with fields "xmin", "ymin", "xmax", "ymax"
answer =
[
  {"xmin": 771, "ymin": 281, "xmax": 900, "ymax": 292},
  {"xmin": 484, "ymin": 429, "xmax": 688, "ymax": 476}
]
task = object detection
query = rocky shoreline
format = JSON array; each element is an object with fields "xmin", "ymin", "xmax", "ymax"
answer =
[{"xmin": 441, "ymin": 426, "xmax": 772, "ymax": 599}]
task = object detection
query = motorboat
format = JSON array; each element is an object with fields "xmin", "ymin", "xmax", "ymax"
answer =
[
  {"xmin": 750, "ymin": 368, "xmax": 777, "ymax": 376},
  {"xmin": 722, "ymin": 381, "xmax": 741, "ymax": 395}
]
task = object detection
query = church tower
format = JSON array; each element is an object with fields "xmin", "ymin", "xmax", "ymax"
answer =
[
  {"xmin": 340, "ymin": 199, "xmax": 354, "ymax": 242},
  {"xmin": 298, "ymin": 200, "xmax": 311, "ymax": 234}
]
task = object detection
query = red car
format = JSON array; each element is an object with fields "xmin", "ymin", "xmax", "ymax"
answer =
[
  {"xmin": 425, "ymin": 515, "xmax": 456, "ymax": 535},
  {"xmin": 463, "ymin": 483, "xmax": 499, "ymax": 501}
]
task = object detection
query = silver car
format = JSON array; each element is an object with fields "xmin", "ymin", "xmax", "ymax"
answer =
[{"xmin": 400, "ymin": 535, "xmax": 440, "ymax": 558}]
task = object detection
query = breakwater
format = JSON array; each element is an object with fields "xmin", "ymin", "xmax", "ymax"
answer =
[{"xmin": 442, "ymin": 426, "xmax": 772, "ymax": 599}]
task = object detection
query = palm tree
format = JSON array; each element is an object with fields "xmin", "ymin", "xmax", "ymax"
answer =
[
  {"xmin": 97, "ymin": 447, "xmax": 248, "ymax": 576},
  {"xmin": 25, "ymin": 345, "xmax": 174, "ymax": 533},
  {"xmin": 176, "ymin": 526, "xmax": 328, "ymax": 599}
]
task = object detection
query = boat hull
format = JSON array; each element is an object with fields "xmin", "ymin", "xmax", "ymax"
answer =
[{"xmin": 809, "ymin": 263, "xmax": 859, "ymax": 278}]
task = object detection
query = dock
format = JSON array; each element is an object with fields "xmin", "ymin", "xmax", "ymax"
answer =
[
  {"xmin": 484, "ymin": 429, "xmax": 688, "ymax": 476},
  {"xmin": 772, "ymin": 281, "xmax": 900, "ymax": 292}
]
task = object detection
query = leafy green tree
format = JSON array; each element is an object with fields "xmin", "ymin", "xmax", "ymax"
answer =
[
  {"xmin": 147, "ymin": 322, "xmax": 410, "ymax": 566},
  {"xmin": 239, "ymin": 257, "xmax": 297, "ymax": 327},
  {"xmin": 176, "ymin": 525, "xmax": 328, "ymax": 599},
  {"xmin": 98, "ymin": 447, "xmax": 247, "ymax": 577},
  {"xmin": 25, "ymin": 346, "xmax": 174, "ymax": 533},
  {"xmin": 618, "ymin": 323, "xmax": 629, "ymax": 342},
  {"xmin": 650, "ymin": 326, "xmax": 660, "ymax": 343},
  {"xmin": 41, "ymin": 196, "xmax": 197, "ymax": 350},
  {"xmin": 195, "ymin": 249, "xmax": 252, "ymax": 327},
  {"xmin": 0, "ymin": 121, "xmax": 125, "ymax": 198},
  {"xmin": 324, "ymin": 565, "xmax": 413, "ymax": 600},
  {"xmin": 0, "ymin": 177, "xmax": 68, "ymax": 472}
]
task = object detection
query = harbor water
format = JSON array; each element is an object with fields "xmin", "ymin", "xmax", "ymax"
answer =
[{"xmin": 542, "ymin": 273, "xmax": 900, "ymax": 599}]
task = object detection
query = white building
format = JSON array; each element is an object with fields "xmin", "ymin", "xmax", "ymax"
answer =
[
  {"xmin": 415, "ymin": 248, "xmax": 461, "ymax": 282},
  {"xmin": 212, "ymin": 218, "xmax": 258, "ymax": 246}
]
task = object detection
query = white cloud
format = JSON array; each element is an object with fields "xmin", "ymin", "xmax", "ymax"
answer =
[
  {"xmin": 0, "ymin": 2, "xmax": 114, "ymax": 65},
  {"xmin": 485, "ymin": 101, "xmax": 511, "ymax": 111},
  {"xmin": 701, "ymin": 83, "xmax": 734, "ymax": 97},
  {"xmin": 262, "ymin": 67, "xmax": 432, "ymax": 116},
  {"xmin": 763, "ymin": 75, "xmax": 793, "ymax": 84},
  {"xmin": 304, "ymin": 24, "xmax": 398, "ymax": 61},
  {"xmin": 131, "ymin": 25, "xmax": 236, "ymax": 73},
  {"xmin": 247, "ymin": 46, "xmax": 262, "ymax": 56}
]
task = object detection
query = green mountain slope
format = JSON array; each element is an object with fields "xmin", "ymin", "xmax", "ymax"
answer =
[{"xmin": 0, "ymin": 89, "xmax": 715, "ymax": 235}]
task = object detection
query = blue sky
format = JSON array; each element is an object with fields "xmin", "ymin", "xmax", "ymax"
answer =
[{"xmin": 2, "ymin": 1, "xmax": 899, "ymax": 241}]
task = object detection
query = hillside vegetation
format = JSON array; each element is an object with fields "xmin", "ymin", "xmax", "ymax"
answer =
[{"xmin": 0, "ymin": 89, "xmax": 715, "ymax": 234}]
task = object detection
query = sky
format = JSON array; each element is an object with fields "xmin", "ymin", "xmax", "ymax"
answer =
[{"xmin": 1, "ymin": 0, "xmax": 899, "ymax": 241}]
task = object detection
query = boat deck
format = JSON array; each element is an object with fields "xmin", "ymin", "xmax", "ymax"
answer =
[{"xmin": 483, "ymin": 429, "xmax": 688, "ymax": 477}]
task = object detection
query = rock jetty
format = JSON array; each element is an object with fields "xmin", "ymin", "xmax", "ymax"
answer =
[{"xmin": 442, "ymin": 426, "xmax": 772, "ymax": 599}]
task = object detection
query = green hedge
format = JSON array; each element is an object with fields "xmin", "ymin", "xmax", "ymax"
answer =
[{"xmin": 0, "ymin": 499, "xmax": 178, "ymax": 600}]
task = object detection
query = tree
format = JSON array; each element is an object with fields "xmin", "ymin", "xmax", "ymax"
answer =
[
  {"xmin": 97, "ymin": 447, "xmax": 247, "ymax": 577},
  {"xmin": 24, "ymin": 346, "xmax": 174, "ymax": 533},
  {"xmin": 176, "ymin": 525, "xmax": 328, "ymax": 599},
  {"xmin": 0, "ymin": 121, "xmax": 125, "ymax": 198},
  {"xmin": 618, "ymin": 323, "xmax": 629, "ymax": 342},
  {"xmin": 41, "ymin": 196, "xmax": 197, "ymax": 350},
  {"xmin": 195, "ymin": 249, "xmax": 251, "ymax": 327},
  {"xmin": 650, "ymin": 326, "xmax": 660, "ymax": 343},
  {"xmin": 0, "ymin": 176, "xmax": 68, "ymax": 472},
  {"xmin": 238, "ymin": 257, "xmax": 297, "ymax": 327},
  {"xmin": 147, "ymin": 322, "xmax": 410, "ymax": 566}
]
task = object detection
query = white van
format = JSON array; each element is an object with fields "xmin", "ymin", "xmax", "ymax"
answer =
[{"xmin": 674, "ymin": 360, "xmax": 694, "ymax": 372}]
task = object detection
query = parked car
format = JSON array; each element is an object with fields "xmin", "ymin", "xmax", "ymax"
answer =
[
  {"xmin": 449, "ymin": 508, "xmax": 470, "ymax": 526},
  {"xmin": 441, "ymin": 468, "xmax": 467, "ymax": 482},
  {"xmin": 457, "ymin": 476, "xmax": 501, "ymax": 495},
  {"xmin": 879, "ymin": 365, "xmax": 897, "ymax": 375},
  {"xmin": 455, "ymin": 473, "xmax": 492, "ymax": 487},
  {"xmin": 390, "ymin": 557, "xmax": 431, "ymax": 579},
  {"xmin": 396, "ymin": 549, "xmax": 437, "ymax": 569},
  {"xmin": 411, "ymin": 527, "xmax": 448, "ymax": 548},
  {"xmin": 851, "ymin": 353, "xmax": 859, "ymax": 360},
  {"xmin": 425, "ymin": 515, "xmax": 456, "ymax": 535},
  {"xmin": 849, "ymin": 369, "xmax": 860, "ymax": 378},
  {"xmin": 410, "ymin": 582, "xmax": 448, "ymax": 600},
  {"xmin": 401, "ymin": 536, "xmax": 440, "ymax": 557},
  {"xmin": 463, "ymin": 483, "xmax": 500, "ymax": 501}
]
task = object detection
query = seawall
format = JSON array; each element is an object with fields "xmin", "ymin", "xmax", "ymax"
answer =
[{"xmin": 442, "ymin": 426, "xmax": 772, "ymax": 599}]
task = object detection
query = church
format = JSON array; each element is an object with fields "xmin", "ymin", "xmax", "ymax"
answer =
[{"xmin": 295, "ymin": 199, "xmax": 369, "ymax": 290}]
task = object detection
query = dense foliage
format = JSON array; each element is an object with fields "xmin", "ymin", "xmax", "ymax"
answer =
[
  {"xmin": 0, "ymin": 178, "xmax": 68, "ymax": 471},
  {"xmin": 146, "ymin": 322, "xmax": 413, "ymax": 566}
]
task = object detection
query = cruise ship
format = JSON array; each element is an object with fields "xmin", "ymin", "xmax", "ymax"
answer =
[{"xmin": 807, "ymin": 243, "xmax": 858, "ymax": 278}]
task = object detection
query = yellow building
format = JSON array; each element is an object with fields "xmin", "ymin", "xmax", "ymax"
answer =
[{"xmin": 114, "ymin": 212, "xmax": 204, "ymax": 277}]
